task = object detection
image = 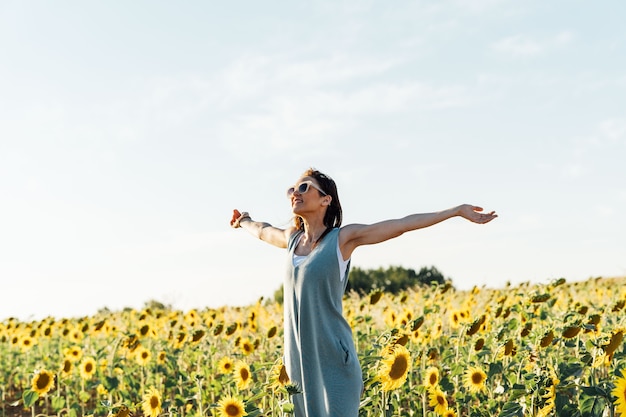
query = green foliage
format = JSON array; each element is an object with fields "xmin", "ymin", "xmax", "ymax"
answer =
[
  {"xmin": 22, "ymin": 389, "xmax": 38, "ymax": 407},
  {"xmin": 347, "ymin": 265, "xmax": 448, "ymax": 295},
  {"xmin": 271, "ymin": 265, "xmax": 448, "ymax": 304}
]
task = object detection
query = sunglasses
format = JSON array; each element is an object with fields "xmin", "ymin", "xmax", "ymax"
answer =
[{"xmin": 286, "ymin": 180, "xmax": 327, "ymax": 197}]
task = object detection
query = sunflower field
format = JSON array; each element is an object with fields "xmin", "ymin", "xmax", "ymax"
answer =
[{"xmin": 2, "ymin": 276, "xmax": 626, "ymax": 417}]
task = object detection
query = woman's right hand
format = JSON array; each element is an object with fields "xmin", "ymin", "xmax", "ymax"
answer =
[
  {"xmin": 230, "ymin": 209, "xmax": 251, "ymax": 228},
  {"xmin": 230, "ymin": 209, "xmax": 243, "ymax": 228}
]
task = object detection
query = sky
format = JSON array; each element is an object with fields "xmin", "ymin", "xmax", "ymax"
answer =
[{"xmin": 1, "ymin": 0, "xmax": 625, "ymax": 321}]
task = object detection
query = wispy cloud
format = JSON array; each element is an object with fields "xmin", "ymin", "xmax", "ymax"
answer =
[
  {"xmin": 203, "ymin": 53, "xmax": 476, "ymax": 154},
  {"xmin": 599, "ymin": 118, "xmax": 626, "ymax": 143},
  {"xmin": 491, "ymin": 31, "xmax": 574, "ymax": 58}
]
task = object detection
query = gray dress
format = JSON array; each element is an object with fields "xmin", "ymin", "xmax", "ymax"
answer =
[{"xmin": 283, "ymin": 228, "xmax": 363, "ymax": 417}]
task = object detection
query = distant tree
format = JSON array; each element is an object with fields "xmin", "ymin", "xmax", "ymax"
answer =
[
  {"xmin": 272, "ymin": 286, "xmax": 284, "ymax": 305},
  {"xmin": 271, "ymin": 265, "xmax": 449, "ymax": 304},
  {"xmin": 347, "ymin": 265, "xmax": 447, "ymax": 295},
  {"xmin": 142, "ymin": 299, "xmax": 171, "ymax": 312}
]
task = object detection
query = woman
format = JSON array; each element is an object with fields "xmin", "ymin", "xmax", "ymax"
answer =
[{"xmin": 230, "ymin": 167, "xmax": 497, "ymax": 417}]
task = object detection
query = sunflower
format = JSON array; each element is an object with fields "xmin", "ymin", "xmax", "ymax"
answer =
[
  {"xmin": 604, "ymin": 330, "xmax": 624, "ymax": 357},
  {"xmin": 428, "ymin": 387, "xmax": 448, "ymax": 415},
  {"xmin": 69, "ymin": 328, "xmax": 83, "ymax": 343},
  {"xmin": 31, "ymin": 369, "xmax": 55, "ymax": 396},
  {"xmin": 40, "ymin": 325, "xmax": 54, "ymax": 338},
  {"xmin": 384, "ymin": 309, "xmax": 398, "ymax": 327},
  {"xmin": 442, "ymin": 409, "xmax": 456, "ymax": 417},
  {"xmin": 10, "ymin": 334, "xmax": 20, "ymax": 348},
  {"xmin": 218, "ymin": 357, "xmax": 235, "ymax": 374},
  {"xmin": 138, "ymin": 323, "xmax": 153, "ymax": 338},
  {"xmin": 79, "ymin": 357, "xmax": 97, "ymax": 380},
  {"xmin": 233, "ymin": 361, "xmax": 252, "ymax": 390},
  {"xmin": 537, "ymin": 384, "xmax": 556, "ymax": 417},
  {"xmin": 191, "ymin": 329, "xmax": 206, "ymax": 343},
  {"xmin": 239, "ymin": 338, "xmax": 255, "ymax": 356},
  {"xmin": 20, "ymin": 335, "xmax": 36, "ymax": 351},
  {"xmin": 65, "ymin": 345, "xmax": 83, "ymax": 362},
  {"xmin": 562, "ymin": 324, "xmax": 582, "ymax": 339},
  {"xmin": 502, "ymin": 339, "xmax": 516, "ymax": 357},
  {"xmin": 267, "ymin": 326, "xmax": 278, "ymax": 339},
  {"xmin": 612, "ymin": 373, "xmax": 626, "ymax": 416},
  {"xmin": 474, "ymin": 337, "xmax": 485, "ymax": 352},
  {"xmin": 539, "ymin": 330, "xmax": 555, "ymax": 348},
  {"xmin": 226, "ymin": 323, "xmax": 239, "ymax": 336},
  {"xmin": 216, "ymin": 395, "xmax": 247, "ymax": 417},
  {"xmin": 172, "ymin": 331, "xmax": 187, "ymax": 349},
  {"xmin": 423, "ymin": 366, "xmax": 440, "ymax": 389},
  {"xmin": 96, "ymin": 383, "xmax": 108, "ymax": 396},
  {"xmin": 60, "ymin": 358, "xmax": 73, "ymax": 378},
  {"xmin": 134, "ymin": 346, "xmax": 151, "ymax": 366},
  {"xmin": 269, "ymin": 360, "xmax": 290, "ymax": 389},
  {"xmin": 112, "ymin": 405, "xmax": 132, "ymax": 417},
  {"xmin": 185, "ymin": 309, "xmax": 199, "ymax": 325},
  {"xmin": 369, "ymin": 290, "xmax": 384, "ymax": 305},
  {"xmin": 449, "ymin": 310, "xmax": 462, "ymax": 329},
  {"xmin": 142, "ymin": 387, "xmax": 162, "ymax": 417},
  {"xmin": 431, "ymin": 319, "xmax": 443, "ymax": 339},
  {"xmin": 377, "ymin": 344, "xmax": 412, "ymax": 391},
  {"xmin": 464, "ymin": 366, "xmax": 487, "ymax": 394}
]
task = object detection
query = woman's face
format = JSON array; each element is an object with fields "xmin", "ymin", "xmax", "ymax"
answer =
[{"xmin": 287, "ymin": 176, "xmax": 328, "ymax": 214}]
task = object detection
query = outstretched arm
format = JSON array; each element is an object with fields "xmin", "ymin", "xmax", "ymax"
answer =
[
  {"xmin": 339, "ymin": 204, "xmax": 497, "ymax": 259},
  {"xmin": 230, "ymin": 209, "xmax": 294, "ymax": 249}
]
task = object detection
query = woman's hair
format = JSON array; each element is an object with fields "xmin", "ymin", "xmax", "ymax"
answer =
[{"xmin": 294, "ymin": 167, "xmax": 343, "ymax": 232}]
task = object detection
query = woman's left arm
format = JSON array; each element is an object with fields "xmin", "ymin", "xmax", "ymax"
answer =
[{"xmin": 339, "ymin": 204, "xmax": 497, "ymax": 259}]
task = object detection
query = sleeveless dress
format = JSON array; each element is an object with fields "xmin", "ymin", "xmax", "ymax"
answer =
[{"xmin": 283, "ymin": 228, "xmax": 363, "ymax": 417}]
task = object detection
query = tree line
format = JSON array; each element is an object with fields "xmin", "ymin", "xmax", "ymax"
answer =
[{"xmin": 272, "ymin": 265, "xmax": 449, "ymax": 303}]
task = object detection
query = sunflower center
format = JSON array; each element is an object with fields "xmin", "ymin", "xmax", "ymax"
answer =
[
  {"xmin": 472, "ymin": 373, "xmax": 484, "ymax": 384},
  {"xmin": 150, "ymin": 396, "xmax": 159, "ymax": 408},
  {"xmin": 36, "ymin": 373, "xmax": 51, "ymax": 389},
  {"xmin": 240, "ymin": 368, "xmax": 250, "ymax": 380},
  {"xmin": 279, "ymin": 365, "xmax": 290, "ymax": 384},
  {"xmin": 225, "ymin": 404, "xmax": 241, "ymax": 416},
  {"xmin": 437, "ymin": 394, "xmax": 445, "ymax": 405},
  {"xmin": 389, "ymin": 355, "xmax": 408, "ymax": 380}
]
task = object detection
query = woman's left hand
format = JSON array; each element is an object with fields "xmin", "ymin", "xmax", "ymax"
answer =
[{"xmin": 459, "ymin": 205, "xmax": 498, "ymax": 224}]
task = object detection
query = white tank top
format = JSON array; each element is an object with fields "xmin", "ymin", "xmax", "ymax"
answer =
[{"xmin": 292, "ymin": 234, "xmax": 350, "ymax": 282}]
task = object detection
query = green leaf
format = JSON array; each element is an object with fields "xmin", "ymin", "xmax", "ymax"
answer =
[
  {"xmin": 499, "ymin": 401, "xmax": 524, "ymax": 417},
  {"xmin": 580, "ymin": 388, "xmax": 608, "ymax": 417},
  {"xmin": 580, "ymin": 386, "xmax": 608, "ymax": 397},
  {"xmin": 79, "ymin": 390, "xmax": 91, "ymax": 403},
  {"xmin": 559, "ymin": 361, "xmax": 584, "ymax": 380},
  {"xmin": 51, "ymin": 395, "xmax": 66, "ymax": 410},
  {"xmin": 558, "ymin": 404, "xmax": 582, "ymax": 417},
  {"xmin": 244, "ymin": 409, "xmax": 263, "ymax": 417},
  {"xmin": 22, "ymin": 389, "xmax": 39, "ymax": 407},
  {"xmin": 105, "ymin": 375, "xmax": 120, "ymax": 390}
]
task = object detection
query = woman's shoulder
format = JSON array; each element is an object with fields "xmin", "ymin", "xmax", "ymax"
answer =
[{"xmin": 286, "ymin": 227, "xmax": 302, "ymax": 245}]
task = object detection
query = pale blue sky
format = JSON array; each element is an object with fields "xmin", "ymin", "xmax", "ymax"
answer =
[{"xmin": 1, "ymin": 0, "xmax": 625, "ymax": 321}]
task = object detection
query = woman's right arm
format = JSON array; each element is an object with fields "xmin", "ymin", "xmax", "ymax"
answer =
[{"xmin": 230, "ymin": 209, "xmax": 293, "ymax": 249}]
